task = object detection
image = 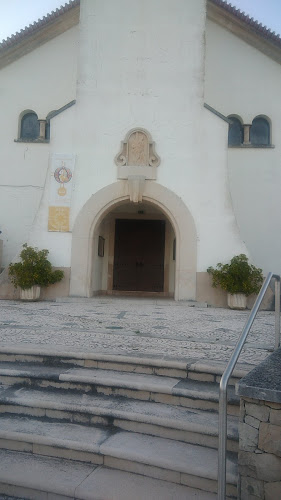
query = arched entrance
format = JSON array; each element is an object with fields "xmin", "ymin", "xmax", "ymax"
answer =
[
  {"xmin": 92, "ymin": 200, "xmax": 175, "ymax": 297},
  {"xmin": 70, "ymin": 181, "xmax": 197, "ymax": 301}
]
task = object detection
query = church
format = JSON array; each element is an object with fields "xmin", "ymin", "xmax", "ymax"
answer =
[{"xmin": 0, "ymin": 0, "xmax": 280, "ymax": 305}]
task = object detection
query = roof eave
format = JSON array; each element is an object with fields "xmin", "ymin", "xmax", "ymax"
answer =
[
  {"xmin": 207, "ymin": 1, "xmax": 281, "ymax": 65},
  {"xmin": 0, "ymin": 0, "xmax": 280, "ymax": 70},
  {"xmin": 0, "ymin": 3, "xmax": 80, "ymax": 70}
]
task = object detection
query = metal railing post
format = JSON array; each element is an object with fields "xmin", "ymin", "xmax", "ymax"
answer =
[
  {"xmin": 275, "ymin": 277, "xmax": 280, "ymax": 350},
  {"xmin": 218, "ymin": 378, "xmax": 227, "ymax": 500},
  {"xmin": 217, "ymin": 272, "xmax": 277, "ymax": 500}
]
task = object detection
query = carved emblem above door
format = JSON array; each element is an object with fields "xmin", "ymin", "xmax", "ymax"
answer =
[{"xmin": 115, "ymin": 128, "xmax": 160, "ymax": 180}]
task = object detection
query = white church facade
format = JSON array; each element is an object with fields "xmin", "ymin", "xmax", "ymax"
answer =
[{"xmin": 0, "ymin": 0, "xmax": 280, "ymax": 306}]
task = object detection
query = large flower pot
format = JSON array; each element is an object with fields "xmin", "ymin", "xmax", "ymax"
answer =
[
  {"xmin": 227, "ymin": 293, "xmax": 247, "ymax": 310},
  {"xmin": 20, "ymin": 286, "xmax": 41, "ymax": 301}
]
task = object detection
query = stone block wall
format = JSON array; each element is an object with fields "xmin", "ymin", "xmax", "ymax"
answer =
[
  {"xmin": 237, "ymin": 348, "xmax": 281, "ymax": 500},
  {"xmin": 239, "ymin": 397, "xmax": 281, "ymax": 499}
]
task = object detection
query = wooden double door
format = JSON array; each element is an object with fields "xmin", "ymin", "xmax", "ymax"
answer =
[{"xmin": 113, "ymin": 219, "xmax": 165, "ymax": 292}]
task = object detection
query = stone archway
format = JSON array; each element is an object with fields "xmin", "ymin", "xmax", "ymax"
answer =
[{"xmin": 70, "ymin": 181, "xmax": 197, "ymax": 300}]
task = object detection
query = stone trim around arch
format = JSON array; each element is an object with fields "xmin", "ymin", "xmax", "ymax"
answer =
[{"xmin": 70, "ymin": 181, "xmax": 197, "ymax": 301}]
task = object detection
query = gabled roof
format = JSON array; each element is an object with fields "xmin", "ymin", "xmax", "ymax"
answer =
[
  {"xmin": 0, "ymin": 0, "xmax": 280, "ymax": 69},
  {"xmin": 208, "ymin": 0, "xmax": 281, "ymax": 64},
  {"xmin": 209, "ymin": 0, "xmax": 281, "ymax": 46},
  {"xmin": 0, "ymin": 1, "xmax": 80, "ymax": 70}
]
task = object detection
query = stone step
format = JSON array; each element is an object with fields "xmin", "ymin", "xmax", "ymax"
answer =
[
  {"xmin": 0, "ymin": 362, "xmax": 240, "ymax": 414},
  {"xmin": 0, "ymin": 449, "xmax": 226, "ymax": 499},
  {"xmin": 0, "ymin": 348, "xmax": 249, "ymax": 385},
  {"xmin": 0, "ymin": 496, "xmax": 24, "ymax": 500},
  {"xmin": 0, "ymin": 347, "xmax": 240, "ymax": 498},
  {"xmin": 0, "ymin": 428, "xmax": 237, "ymax": 496},
  {"xmin": 0, "ymin": 497, "xmax": 24, "ymax": 500},
  {"xmin": 0, "ymin": 388, "xmax": 239, "ymax": 451}
]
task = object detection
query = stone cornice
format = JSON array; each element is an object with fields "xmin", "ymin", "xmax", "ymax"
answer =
[
  {"xmin": 207, "ymin": 0, "xmax": 281, "ymax": 65},
  {"xmin": 0, "ymin": 1, "xmax": 80, "ymax": 70}
]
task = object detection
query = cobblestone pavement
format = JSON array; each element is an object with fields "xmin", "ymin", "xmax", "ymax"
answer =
[{"xmin": 0, "ymin": 297, "xmax": 277, "ymax": 368}]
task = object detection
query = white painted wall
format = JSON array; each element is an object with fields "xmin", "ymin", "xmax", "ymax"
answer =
[
  {"xmin": 2, "ymin": 0, "xmax": 280, "ymax": 287},
  {"xmin": 0, "ymin": 26, "xmax": 78, "ymax": 266},
  {"xmin": 71, "ymin": 0, "xmax": 207, "ymax": 219},
  {"xmin": 197, "ymin": 108, "xmax": 247, "ymax": 270},
  {"xmin": 205, "ymin": 19, "xmax": 281, "ymax": 273},
  {"xmin": 0, "ymin": 240, "xmax": 3, "ymax": 269},
  {"xmin": 27, "ymin": 106, "xmax": 76, "ymax": 267},
  {"xmin": 68, "ymin": 0, "xmax": 245, "ymax": 273}
]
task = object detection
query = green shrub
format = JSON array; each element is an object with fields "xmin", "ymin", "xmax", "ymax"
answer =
[
  {"xmin": 207, "ymin": 254, "xmax": 263, "ymax": 296},
  {"xmin": 9, "ymin": 244, "xmax": 64, "ymax": 290}
]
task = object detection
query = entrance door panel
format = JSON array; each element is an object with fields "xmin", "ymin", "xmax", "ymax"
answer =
[{"xmin": 113, "ymin": 219, "xmax": 165, "ymax": 292}]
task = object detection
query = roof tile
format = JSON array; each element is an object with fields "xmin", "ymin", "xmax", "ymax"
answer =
[
  {"xmin": 0, "ymin": 0, "xmax": 280, "ymax": 54},
  {"xmin": 210, "ymin": 0, "xmax": 281, "ymax": 46},
  {"xmin": 0, "ymin": 0, "xmax": 80, "ymax": 49}
]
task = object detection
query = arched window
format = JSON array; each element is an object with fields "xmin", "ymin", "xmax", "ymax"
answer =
[
  {"xmin": 228, "ymin": 116, "xmax": 243, "ymax": 146},
  {"xmin": 20, "ymin": 112, "xmax": 39, "ymax": 140},
  {"xmin": 250, "ymin": 117, "xmax": 270, "ymax": 146}
]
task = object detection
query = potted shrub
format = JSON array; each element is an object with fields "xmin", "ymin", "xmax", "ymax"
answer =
[
  {"xmin": 207, "ymin": 254, "xmax": 263, "ymax": 309},
  {"xmin": 9, "ymin": 244, "xmax": 64, "ymax": 301}
]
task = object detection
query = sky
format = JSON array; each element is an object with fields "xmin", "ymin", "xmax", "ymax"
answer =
[{"xmin": 0, "ymin": 0, "xmax": 281, "ymax": 42}]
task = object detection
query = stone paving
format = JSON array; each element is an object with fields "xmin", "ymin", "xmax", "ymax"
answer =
[
  {"xmin": 0, "ymin": 497, "xmax": 24, "ymax": 500},
  {"xmin": 0, "ymin": 297, "xmax": 277, "ymax": 369}
]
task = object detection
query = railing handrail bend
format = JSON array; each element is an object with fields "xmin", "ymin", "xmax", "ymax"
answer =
[{"xmin": 218, "ymin": 272, "xmax": 280, "ymax": 500}]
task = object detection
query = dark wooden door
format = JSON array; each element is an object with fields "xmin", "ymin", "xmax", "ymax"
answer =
[{"xmin": 113, "ymin": 219, "xmax": 165, "ymax": 292}]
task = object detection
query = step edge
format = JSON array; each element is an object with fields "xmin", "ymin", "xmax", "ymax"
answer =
[
  {"xmin": 0, "ymin": 346, "xmax": 251, "ymax": 377},
  {"xmin": 0, "ymin": 412, "xmax": 239, "ymax": 440},
  {"xmin": 0, "ymin": 434, "xmax": 238, "ymax": 485},
  {"xmin": 0, "ymin": 383, "xmax": 239, "ymax": 407},
  {"xmin": 0, "ymin": 348, "xmax": 188, "ymax": 370},
  {"xmin": 0, "ymin": 369, "xmax": 240, "ymax": 402}
]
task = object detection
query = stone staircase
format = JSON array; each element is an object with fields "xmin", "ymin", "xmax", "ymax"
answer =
[{"xmin": 0, "ymin": 349, "xmax": 245, "ymax": 499}]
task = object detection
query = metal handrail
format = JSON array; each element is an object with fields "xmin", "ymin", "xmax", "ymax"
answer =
[{"xmin": 217, "ymin": 272, "xmax": 280, "ymax": 500}]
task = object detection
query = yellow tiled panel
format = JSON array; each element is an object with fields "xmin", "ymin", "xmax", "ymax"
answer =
[{"xmin": 48, "ymin": 206, "xmax": 70, "ymax": 232}]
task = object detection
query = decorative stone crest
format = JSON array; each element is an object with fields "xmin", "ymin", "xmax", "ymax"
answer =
[
  {"xmin": 115, "ymin": 128, "xmax": 160, "ymax": 182},
  {"xmin": 128, "ymin": 131, "xmax": 148, "ymax": 166},
  {"xmin": 115, "ymin": 128, "xmax": 160, "ymax": 168}
]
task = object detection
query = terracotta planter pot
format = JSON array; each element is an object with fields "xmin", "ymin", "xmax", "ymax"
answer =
[
  {"xmin": 227, "ymin": 293, "xmax": 247, "ymax": 310},
  {"xmin": 20, "ymin": 286, "xmax": 41, "ymax": 301}
]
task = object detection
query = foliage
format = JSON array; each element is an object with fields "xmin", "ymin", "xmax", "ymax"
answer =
[
  {"xmin": 207, "ymin": 254, "xmax": 263, "ymax": 296},
  {"xmin": 8, "ymin": 244, "xmax": 64, "ymax": 290}
]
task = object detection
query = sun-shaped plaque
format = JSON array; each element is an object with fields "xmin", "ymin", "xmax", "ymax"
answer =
[{"xmin": 54, "ymin": 163, "xmax": 72, "ymax": 196}]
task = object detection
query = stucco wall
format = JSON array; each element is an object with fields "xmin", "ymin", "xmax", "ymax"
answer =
[
  {"xmin": 71, "ymin": 0, "xmax": 207, "ymax": 212},
  {"xmin": 66, "ymin": 0, "xmax": 245, "ymax": 280},
  {"xmin": 1, "ymin": 1, "xmax": 281, "ymax": 301},
  {"xmin": 197, "ymin": 108, "xmax": 246, "ymax": 270},
  {"xmin": 26, "ymin": 106, "xmax": 75, "ymax": 268},
  {"xmin": 0, "ymin": 26, "xmax": 78, "ymax": 267},
  {"xmin": 205, "ymin": 19, "xmax": 281, "ymax": 274}
]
